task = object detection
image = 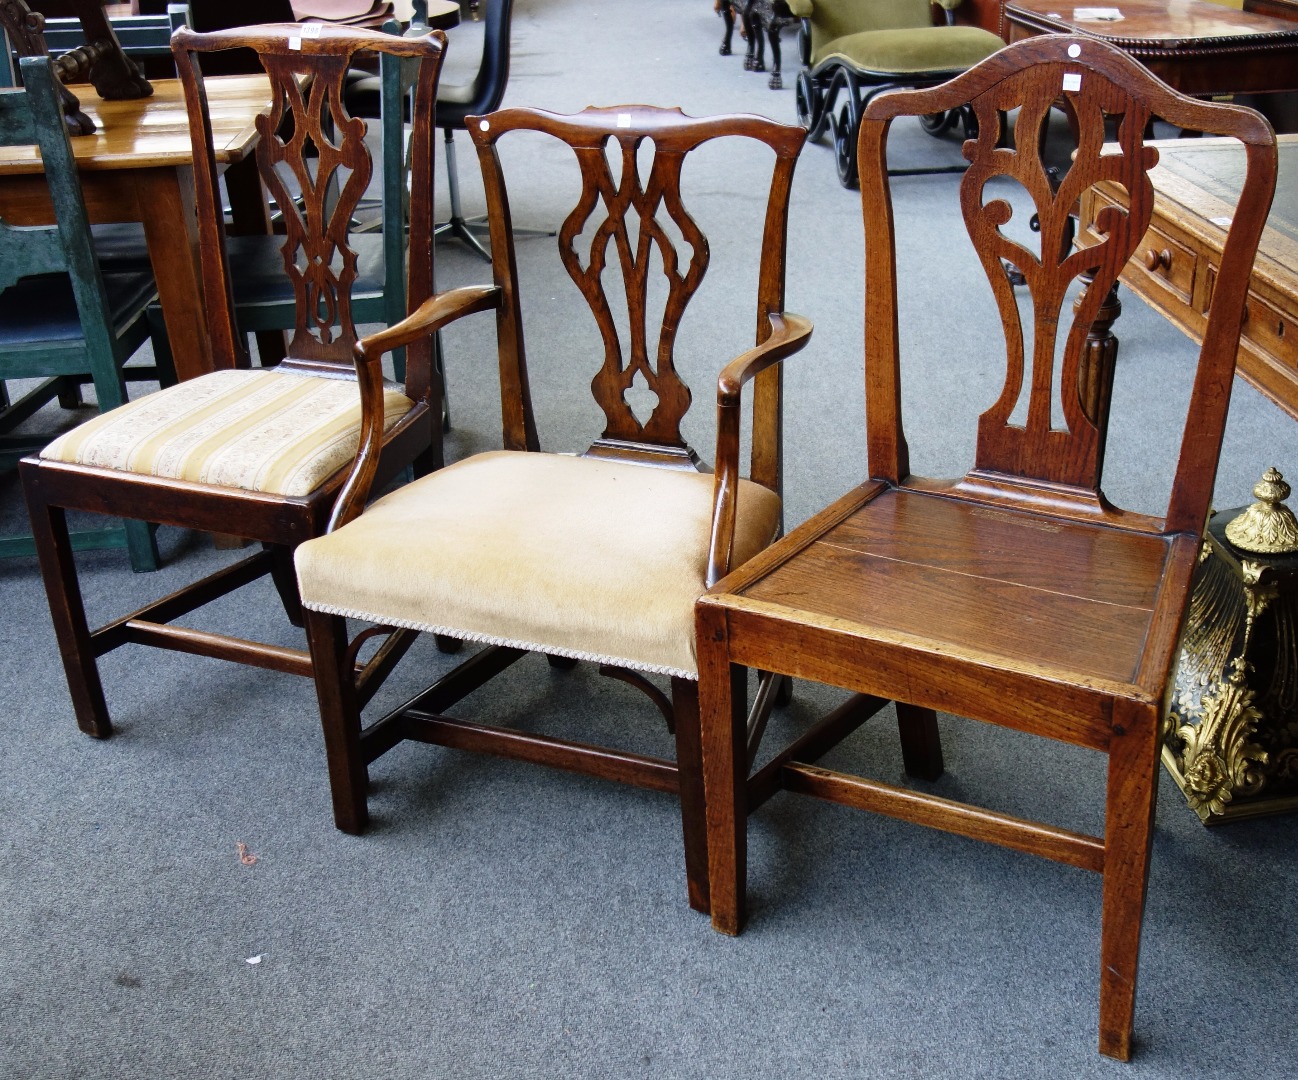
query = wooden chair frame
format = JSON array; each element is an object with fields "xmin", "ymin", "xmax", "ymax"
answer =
[
  {"xmin": 19, "ymin": 24, "xmax": 498, "ymax": 740},
  {"xmin": 301, "ymin": 105, "xmax": 808, "ymax": 914},
  {"xmin": 696, "ymin": 35, "xmax": 1277, "ymax": 1058}
]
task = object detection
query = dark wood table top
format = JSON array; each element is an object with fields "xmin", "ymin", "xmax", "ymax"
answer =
[
  {"xmin": 1005, "ymin": 0, "xmax": 1298, "ymax": 94},
  {"xmin": 1006, "ymin": 0, "xmax": 1298, "ymax": 45}
]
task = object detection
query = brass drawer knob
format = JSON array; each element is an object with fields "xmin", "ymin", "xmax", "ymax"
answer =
[{"xmin": 1144, "ymin": 247, "xmax": 1172, "ymax": 272}]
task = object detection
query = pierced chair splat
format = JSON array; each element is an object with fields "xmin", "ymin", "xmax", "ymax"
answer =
[
  {"xmin": 696, "ymin": 35, "xmax": 1277, "ymax": 1059},
  {"xmin": 294, "ymin": 105, "xmax": 809, "ymax": 913},
  {"xmin": 20, "ymin": 24, "xmax": 499, "ymax": 745}
]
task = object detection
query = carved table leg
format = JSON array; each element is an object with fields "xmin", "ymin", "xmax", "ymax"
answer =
[{"xmin": 1074, "ymin": 270, "xmax": 1121, "ymax": 448}]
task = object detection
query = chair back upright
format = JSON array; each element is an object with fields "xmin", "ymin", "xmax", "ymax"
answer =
[
  {"xmin": 466, "ymin": 105, "xmax": 805, "ymax": 494},
  {"xmin": 170, "ymin": 24, "xmax": 445, "ymax": 393},
  {"xmin": 858, "ymin": 34, "xmax": 1278, "ymax": 537}
]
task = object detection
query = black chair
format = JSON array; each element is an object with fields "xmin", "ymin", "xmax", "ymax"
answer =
[{"xmin": 433, "ymin": 0, "xmax": 522, "ymax": 260}]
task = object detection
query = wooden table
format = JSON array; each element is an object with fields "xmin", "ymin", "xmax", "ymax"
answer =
[
  {"xmin": 0, "ymin": 74, "xmax": 275, "ymax": 380},
  {"xmin": 1079, "ymin": 134, "xmax": 1298, "ymax": 419},
  {"xmin": 1004, "ymin": 0, "xmax": 1298, "ymax": 96}
]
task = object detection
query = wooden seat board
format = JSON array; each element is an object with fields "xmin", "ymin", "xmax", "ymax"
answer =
[
  {"xmin": 738, "ymin": 490, "xmax": 1166, "ymax": 686},
  {"xmin": 819, "ymin": 488, "xmax": 1170, "ymax": 607}
]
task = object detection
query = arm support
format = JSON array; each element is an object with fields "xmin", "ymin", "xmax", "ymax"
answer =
[
  {"xmin": 707, "ymin": 311, "xmax": 813, "ymax": 588},
  {"xmin": 355, "ymin": 285, "xmax": 502, "ymax": 372},
  {"xmin": 328, "ymin": 284, "xmax": 502, "ymax": 533}
]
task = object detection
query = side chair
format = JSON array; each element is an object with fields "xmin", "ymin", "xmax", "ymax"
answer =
[
  {"xmin": 695, "ymin": 35, "xmax": 1277, "ymax": 1058},
  {"xmin": 293, "ymin": 105, "xmax": 809, "ymax": 913},
  {"xmin": 20, "ymin": 24, "xmax": 498, "ymax": 743},
  {"xmin": 0, "ymin": 53, "xmax": 171, "ymax": 568},
  {"xmin": 219, "ymin": 33, "xmax": 412, "ymax": 369}
]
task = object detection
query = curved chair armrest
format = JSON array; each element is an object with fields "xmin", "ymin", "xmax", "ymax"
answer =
[
  {"xmin": 328, "ymin": 284, "xmax": 502, "ymax": 533},
  {"xmin": 786, "ymin": 0, "xmax": 815, "ymax": 16},
  {"xmin": 931, "ymin": 0, "xmax": 964, "ymax": 9},
  {"xmin": 354, "ymin": 284, "xmax": 501, "ymax": 373},
  {"xmin": 707, "ymin": 311, "xmax": 813, "ymax": 587}
]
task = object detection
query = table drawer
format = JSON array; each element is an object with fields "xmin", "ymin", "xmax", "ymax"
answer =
[
  {"xmin": 1244, "ymin": 291, "xmax": 1298, "ymax": 369},
  {"xmin": 1130, "ymin": 225, "xmax": 1199, "ymax": 307}
]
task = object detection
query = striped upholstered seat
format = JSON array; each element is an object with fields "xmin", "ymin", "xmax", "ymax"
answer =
[{"xmin": 41, "ymin": 369, "xmax": 413, "ymax": 498}]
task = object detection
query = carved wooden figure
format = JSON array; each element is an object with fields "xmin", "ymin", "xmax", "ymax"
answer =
[{"xmin": 5, "ymin": 0, "xmax": 155, "ymax": 132}]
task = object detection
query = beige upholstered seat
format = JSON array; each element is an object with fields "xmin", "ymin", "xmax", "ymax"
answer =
[
  {"xmin": 297, "ymin": 451, "xmax": 782, "ymax": 678},
  {"xmin": 41, "ymin": 369, "xmax": 414, "ymax": 498}
]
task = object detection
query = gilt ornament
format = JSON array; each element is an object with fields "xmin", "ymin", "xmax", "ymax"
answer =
[{"xmin": 1225, "ymin": 468, "xmax": 1298, "ymax": 554}]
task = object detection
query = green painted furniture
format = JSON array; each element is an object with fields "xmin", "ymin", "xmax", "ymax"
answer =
[
  {"xmin": 32, "ymin": 4, "xmax": 190, "ymax": 64},
  {"xmin": 0, "ymin": 53, "xmax": 168, "ymax": 569},
  {"xmin": 789, "ymin": 0, "xmax": 1003, "ymax": 185}
]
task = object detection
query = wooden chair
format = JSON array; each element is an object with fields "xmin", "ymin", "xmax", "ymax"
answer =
[
  {"xmin": 19, "ymin": 24, "xmax": 498, "ymax": 742},
  {"xmin": 0, "ymin": 53, "xmax": 170, "ymax": 568},
  {"xmin": 36, "ymin": 4, "xmax": 189, "ymax": 62},
  {"xmin": 695, "ymin": 35, "xmax": 1277, "ymax": 1059},
  {"xmin": 293, "ymin": 105, "xmax": 808, "ymax": 912},
  {"xmin": 787, "ymin": 0, "xmax": 1003, "ymax": 186}
]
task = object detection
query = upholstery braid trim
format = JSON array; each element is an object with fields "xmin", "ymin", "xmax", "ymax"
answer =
[{"xmin": 303, "ymin": 601, "xmax": 699, "ymax": 681}]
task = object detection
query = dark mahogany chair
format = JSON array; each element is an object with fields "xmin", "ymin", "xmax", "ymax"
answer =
[
  {"xmin": 293, "ymin": 105, "xmax": 808, "ymax": 913},
  {"xmin": 20, "ymin": 24, "xmax": 498, "ymax": 741},
  {"xmin": 695, "ymin": 35, "xmax": 1277, "ymax": 1058}
]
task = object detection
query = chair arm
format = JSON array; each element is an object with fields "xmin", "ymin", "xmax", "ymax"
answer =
[
  {"xmin": 328, "ymin": 284, "xmax": 502, "ymax": 533},
  {"xmin": 785, "ymin": 0, "xmax": 814, "ymax": 16},
  {"xmin": 353, "ymin": 284, "xmax": 501, "ymax": 370},
  {"xmin": 931, "ymin": 0, "xmax": 964, "ymax": 9},
  {"xmin": 707, "ymin": 311, "xmax": 813, "ymax": 588}
]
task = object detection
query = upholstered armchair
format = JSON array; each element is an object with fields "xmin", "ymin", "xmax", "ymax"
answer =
[{"xmin": 788, "ymin": 0, "xmax": 1003, "ymax": 184}]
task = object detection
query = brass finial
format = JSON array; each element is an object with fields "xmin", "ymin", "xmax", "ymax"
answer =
[{"xmin": 1225, "ymin": 468, "xmax": 1298, "ymax": 554}]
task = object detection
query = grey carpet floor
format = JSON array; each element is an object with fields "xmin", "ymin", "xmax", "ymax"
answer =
[{"xmin": 2, "ymin": 1, "xmax": 1297, "ymax": 1077}]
